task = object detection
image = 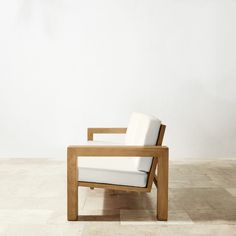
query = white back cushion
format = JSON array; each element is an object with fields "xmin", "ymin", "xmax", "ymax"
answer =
[{"xmin": 125, "ymin": 112, "xmax": 161, "ymax": 172}]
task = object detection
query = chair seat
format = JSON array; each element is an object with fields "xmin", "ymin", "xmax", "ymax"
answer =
[{"xmin": 78, "ymin": 141, "xmax": 148, "ymax": 187}]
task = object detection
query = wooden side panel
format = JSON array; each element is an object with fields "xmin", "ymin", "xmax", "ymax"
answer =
[{"xmin": 67, "ymin": 123, "xmax": 168, "ymax": 221}]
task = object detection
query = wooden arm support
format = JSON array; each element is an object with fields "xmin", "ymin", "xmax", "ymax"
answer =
[
  {"xmin": 67, "ymin": 145, "xmax": 168, "ymax": 157},
  {"xmin": 87, "ymin": 128, "xmax": 127, "ymax": 141}
]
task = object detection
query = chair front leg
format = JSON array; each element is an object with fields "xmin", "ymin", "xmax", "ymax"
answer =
[
  {"xmin": 157, "ymin": 148, "xmax": 169, "ymax": 221},
  {"xmin": 67, "ymin": 150, "xmax": 78, "ymax": 221}
]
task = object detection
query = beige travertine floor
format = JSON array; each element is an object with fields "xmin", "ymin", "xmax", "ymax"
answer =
[{"xmin": 0, "ymin": 159, "xmax": 235, "ymax": 236}]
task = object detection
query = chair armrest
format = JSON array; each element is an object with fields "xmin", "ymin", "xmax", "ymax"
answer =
[
  {"xmin": 87, "ymin": 128, "xmax": 127, "ymax": 141},
  {"xmin": 67, "ymin": 145, "xmax": 168, "ymax": 158}
]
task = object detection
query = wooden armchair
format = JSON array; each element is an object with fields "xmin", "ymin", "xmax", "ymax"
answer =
[{"xmin": 67, "ymin": 113, "xmax": 169, "ymax": 221}]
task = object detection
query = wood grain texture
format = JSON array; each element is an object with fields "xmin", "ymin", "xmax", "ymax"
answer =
[
  {"xmin": 153, "ymin": 174, "xmax": 158, "ymax": 187},
  {"xmin": 78, "ymin": 181, "xmax": 150, "ymax": 192},
  {"xmin": 67, "ymin": 145, "xmax": 168, "ymax": 157},
  {"xmin": 67, "ymin": 148, "xmax": 78, "ymax": 221},
  {"xmin": 146, "ymin": 156, "xmax": 159, "ymax": 190},
  {"xmin": 87, "ymin": 128, "xmax": 127, "ymax": 141},
  {"xmin": 143, "ymin": 124, "xmax": 166, "ymax": 191},
  {"xmin": 157, "ymin": 148, "xmax": 169, "ymax": 221},
  {"xmin": 156, "ymin": 125, "xmax": 166, "ymax": 146}
]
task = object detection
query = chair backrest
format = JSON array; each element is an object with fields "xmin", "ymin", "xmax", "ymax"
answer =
[{"xmin": 125, "ymin": 112, "xmax": 162, "ymax": 172}]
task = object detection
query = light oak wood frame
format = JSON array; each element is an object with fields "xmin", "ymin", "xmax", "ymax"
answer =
[
  {"xmin": 87, "ymin": 128, "xmax": 127, "ymax": 141},
  {"xmin": 67, "ymin": 125, "xmax": 168, "ymax": 221}
]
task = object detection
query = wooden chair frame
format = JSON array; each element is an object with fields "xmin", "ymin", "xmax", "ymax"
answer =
[{"xmin": 67, "ymin": 125, "xmax": 168, "ymax": 221}]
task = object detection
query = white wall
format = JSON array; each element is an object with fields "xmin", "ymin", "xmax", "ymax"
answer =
[{"xmin": 0, "ymin": 0, "xmax": 236, "ymax": 159}]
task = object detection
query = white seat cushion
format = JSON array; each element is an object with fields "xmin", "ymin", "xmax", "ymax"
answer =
[
  {"xmin": 125, "ymin": 112, "xmax": 161, "ymax": 172},
  {"xmin": 78, "ymin": 157, "xmax": 147, "ymax": 187},
  {"xmin": 78, "ymin": 141, "xmax": 147, "ymax": 187}
]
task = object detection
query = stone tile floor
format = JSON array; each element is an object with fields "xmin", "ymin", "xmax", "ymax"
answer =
[{"xmin": 0, "ymin": 159, "xmax": 235, "ymax": 235}]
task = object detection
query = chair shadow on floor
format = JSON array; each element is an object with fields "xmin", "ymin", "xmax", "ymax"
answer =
[
  {"xmin": 78, "ymin": 187, "xmax": 236, "ymax": 223},
  {"xmin": 78, "ymin": 189, "xmax": 157, "ymax": 221}
]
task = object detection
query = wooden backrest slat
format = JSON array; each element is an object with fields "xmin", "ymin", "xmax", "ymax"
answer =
[
  {"xmin": 156, "ymin": 125, "xmax": 166, "ymax": 146},
  {"xmin": 146, "ymin": 124, "xmax": 166, "ymax": 190}
]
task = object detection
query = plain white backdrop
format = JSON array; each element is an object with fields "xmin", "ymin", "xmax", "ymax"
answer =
[{"xmin": 0, "ymin": 0, "xmax": 236, "ymax": 159}]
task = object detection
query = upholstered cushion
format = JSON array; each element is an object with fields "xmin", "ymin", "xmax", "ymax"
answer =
[
  {"xmin": 77, "ymin": 112, "xmax": 161, "ymax": 187},
  {"xmin": 78, "ymin": 156, "xmax": 147, "ymax": 187},
  {"xmin": 125, "ymin": 113, "xmax": 161, "ymax": 172},
  {"xmin": 78, "ymin": 141, "xmax": 147, "ymax": 187}
]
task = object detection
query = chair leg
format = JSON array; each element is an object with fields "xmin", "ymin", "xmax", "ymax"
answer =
[
  {"xmin": 67, "ymin": 150, "xmax": 78, "ymax": 221},
  {"xmin": 157, "ymin": 148, "xmax": 169, "ymax": 221}
]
